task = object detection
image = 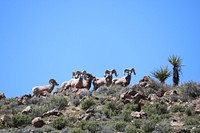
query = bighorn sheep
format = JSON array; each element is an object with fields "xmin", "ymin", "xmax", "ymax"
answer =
[
  {"xmin": 112, "ymin": 68, "xmax": 136, "ymax": 87},
  {"xmin": 32, "ymin": 79, "xmax": 59, "ymax": 96},
  {"xmin": 61, "ymin": 70, "xmax": 86, "ymax": 90},
  {"xmin": 72, "ymin": 70, "xmax": 86, "ymax": 79},
  {"xmin": 0, "ymin": 92, "xmax": 6, "ymax": 100},
  {"xmin": 93, "ymin": 69, "xmax": 118, "ymax": 91},
  {"xmin": 82, "ymin": 73, "xmax": 95, "ymax": 90}
]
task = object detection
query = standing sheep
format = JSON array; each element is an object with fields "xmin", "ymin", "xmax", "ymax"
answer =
[
  {"xmin": 32, "ymin": 79, "xmax": 59, "ymax": 96},
  {"xmin": 112, "ymin": 68, "xmax": 136, "ymax": 87}
]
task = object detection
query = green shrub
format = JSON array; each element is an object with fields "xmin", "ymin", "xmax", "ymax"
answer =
[
  {"xmin": 48, "ymin": 96, "xmax": 68, "ymax": 110},
  {"xmin": 31, "ymin": 105, "xmax": 49, "ymax": 118},
  {"xmin": 171, "ymin": 105, "xmax": 185, "ymax": 113},
  {"xmin": 192, "ymin": 127, "xmax": 200, "ymax": 133},
  {"xmin": 103, "ymin": 101, "xmax": 118, "ymax": 118},
  {"xmin": 180, "ymin": 82, "xmax": 200, "ymax": 99},
  {"xmin": 12, "ymin": 114, "xmax": 32, "ymax": 127},
  {"xmin": 142, "ymin": 120, "xmax": 156, "ymax": 133},
  {"xmin": 39, "ymin": 125, "xmax": 56, "ymax": 132},
  {"xmin": 81, "ymin": 99, "xmax": 96, "ymax": 110},
  {"xmin": 121, "ymin": 110, "xmax": 132, "ymax": 122},
  {"xmin": 51, "ymin": 116, "xmax": 69, "ymax": 130},
  {"xmin": 185, "ymin": 107, "xmax": 193, "ymax": 116},
  {"xmin": 78, "ymin": 120, "xmax": 100, "ymax": 133},
  {"xmin": 125, "ymin": 125, "xmax": 144, "ymax": 133},
  {"xmin": 154, "ymin": 120, "xmax": 171, "ymax": 133},
  {"xmin": 183, "ymin": 116, "xmax": 200, "ymax": 126},
  {"xmin": 114, "ymin": 121, "xmax": 127, "ymax": 132},
  {"xmin": 143, "ymin": 102, "xmax": 168, "ymax": 116},
  {"xmin": 69, "ymin": 128, "xmax": 85, "ymax": 133}
]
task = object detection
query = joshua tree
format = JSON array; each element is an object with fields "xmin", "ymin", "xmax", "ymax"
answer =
[
  {"xmin": 152, "ymin": 66, "xmax": 171, "ymax": 84},
  {"xmin": 168, "ymin": 55, "xmax": 182, "ymax": 86}
]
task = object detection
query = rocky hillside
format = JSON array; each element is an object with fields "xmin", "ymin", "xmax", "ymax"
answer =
[{"xmin": 0, "ymin": 76, "xmax": 200, "ymax": 133}]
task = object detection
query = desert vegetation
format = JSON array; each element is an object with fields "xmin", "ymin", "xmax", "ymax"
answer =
[{"xmin": 0, "ymin": 55, "xmax": 200, "ymax": 133}]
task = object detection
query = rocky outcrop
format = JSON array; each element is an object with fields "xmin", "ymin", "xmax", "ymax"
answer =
[
  {"xmin": 22, "ymin": 106, "xmax": 32, "ymax": 114},
  {"xmin": 32, "ymin": 117, "xmax": 45, "ymax": 128}
]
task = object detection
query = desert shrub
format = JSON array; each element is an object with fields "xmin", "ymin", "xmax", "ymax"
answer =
[
  {"xmin": 143, "ymin": 102, "xmax": 168, "ymax": 116},
  {"xmin": 69, "ymin": 128, "xmax": 85, "ymax": 133},
  {"xmin": 183, "ymin": 116, "xmax": 200, "ymax": 126},
  {"xmin": 124, "ymin": 103, "xmax": 140, "ymax": 111},
  {"xmin": 78, "ymin": 120, "xmax": 100, "ymax": 133},
  {"xmin": 103, "ymin": 102, "xmax": 118, "ymax": 118},
  {"xmin": 39, "ymin": 125, "xmax": 56, "ymax": 132},
  {"xmin": 48, "ymin": 95, "xmax": 68, "ymax": 110},
  {"xmin": 192, "ymin": 127, "xmax": 200, "ymax": 133},
  {"xmin": 154, "ymin": 119, "xmax": 171, "ymax": 133},
  {"xmin": 81, "ymin": 98, "xmax": 96, "ymax": 110},
  {"xmin": 185, "ymin": 107, "xmax": 193, "ymax": 116},
  {"xmin": 31, "ymin": 105, "xmax": 49, "ymax": 118},
  {"xmin": 171, "ymin": 105, "xmax": 185, "ymax": 113},
  {"xmin": 125, "ymin": 125, "xmax": 144, "ymax": 133},
  {"xmin": 28, "ymin": 96, "xmax": 45, "ymax": 105},
  {"xmin": 51, "ymin": 116, "xmax": 69, "ymax": 130},
  {"xmin": 142, "ymin": 120, "xmax": 156, "ymax": 133},
  {"xmin": 71, "ymin": 95, "xmax": 80, "ymax": 107},
  {"xmin": 180, "ymin": 82, "xmax": 200, "ymax": 99},
  {"xmin": 12, "ymin": 114, "xmax": 32, "ymax": 127},
  {"xmin": 114, "ymin": 121, "xmax": 127, "ymax": 132},
  {"xmin": 121, "ymin": 110, "xmax": 132, "ymax": 122}
]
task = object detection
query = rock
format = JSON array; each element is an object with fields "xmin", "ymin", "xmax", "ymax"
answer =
[
  {"xmin": 32, "ymin": 117, "xmax": 45, "ymax": 128},
  {"xmin": 170, "ymin": 120, "xmax": 184, "ymax": 128},
  {"xmin": 131, "ymin": 111, "xmax": 147, "ymax": 118},
  {"xmin": 42, "ymin": 109, "xmax": 63, "ymax": 118},
  {"xmin": 22, "ymin": 106, "xmax": 32, "ymax": 114},
  {"xmin": 164, "ymin": 90, "xmax": 178, "ymax": 96},
  {"xmin": 120, "ymin": 90, "xmax": 144, "ymax": 104},
  {"xmin": 148, "ymin": 94, "xmax": 160, "ymax": 102}
]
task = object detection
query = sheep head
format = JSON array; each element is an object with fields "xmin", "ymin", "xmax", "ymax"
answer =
[
  {"xmin": 124, "ymin": 68, "xmax": 136, "ymax": 75},
  {"xmin": 104, "ymin": 70, "xmax": 110, "ymax": 77},
  {"xmin": 49, "ymin": 79, "xmax": 59, "ymax": 86}
]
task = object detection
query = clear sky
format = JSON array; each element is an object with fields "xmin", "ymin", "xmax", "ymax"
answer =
[{"xmin": 0, "ymin": 1, "xmax": 200, "ymax": 98}]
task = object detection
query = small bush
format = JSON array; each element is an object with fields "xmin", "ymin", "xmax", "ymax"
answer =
[
  {"xmin": 171, "ymin": 105, "xmax": 185, "ymax": 113},
  {"xmin": 183, "ymin": 116, "xmax": 200, "ymax": 126},
  {"xmin": 103, "ymin": 101, "xmax": 119, "ymax": 118},
  {"xmin": 31, "ymin": 105, "xmax": 49, "ymax": 118},
  {"xmin": 121, "ymin": 110, "xmax": 132, "ymax": 122},
  {"xmin": 12, "ymin": 114, "xmax": 32, "ymax": 127},
  {"xmin": 185, "ymin": 107, "xmax": 193, "ymax": 116},
  {"xmin": 154, "ymin": 120, "xmax": 171, "ymax": 133},
  {"xmin": 78, "ymin": 120, "xmax": 100, "ymax": 133},
  {"xmin": 114, "ymin": 121, "xmax": 127, "ymax": 132},
  {"xmin": 192, "ymin": 127, "xmax": 200, "ymax": 133},
  {"xmin": 39, "ymin": 125, "xmax": 56, "ymax": 132},
  {"xmin": 180, "ymin": 82, "xmax": 200, "ymax": 99},
  {"xmin": 51, "ymin": 116, "xmax": 69, "ymax": 130},
  {"xmin": 142, "ymin": 120, "xmax": 156, "ymax": 132},
  {"xmin": 81, "ymin": 99, "xmax": 96, "ymax": 110},
  {"xmin": 48, "ymin": 96, "xmax": 68, "ymax": 110},
  {"xmin": 143, "ymin": 102, "xmax": 168, "ymax": 116},
  {"xmin": 69, "ymin": 128, "xmax": 85, "ymax": 133}
]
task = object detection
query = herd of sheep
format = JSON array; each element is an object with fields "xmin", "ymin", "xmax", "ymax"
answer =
[{"xmin": 32, "ymin": 68, "xmax": 136, "ymax": 96}]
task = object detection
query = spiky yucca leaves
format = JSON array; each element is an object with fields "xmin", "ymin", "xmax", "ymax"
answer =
[
  {"xmin": 168, "ymin": 55, "xmax": 182, "ymax": 86},
  {"xmin": 151, "ymin": 67, "xmax": 171, "ymax": 83}
]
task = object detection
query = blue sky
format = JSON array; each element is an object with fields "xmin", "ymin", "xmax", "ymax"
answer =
[{"xmin": 0, "ymin": 1, "xmax": 200, "ymax": 98}]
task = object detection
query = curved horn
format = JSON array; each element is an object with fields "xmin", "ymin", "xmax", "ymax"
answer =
[
  {"xmin": 131, "ymin": 68, "xmax": 136, "ymax": 75},
  {"xmin": 49, "ymin": 79, "xmax": 59, "ymax": 86},
  {"xmin": 72, "ymin": 72, "xmax": 76, "ymax": 78},
  {"xmin": 124, "ymin": 68, "xmax": 130, "ymax": 75},
  {"xmin": 112, "ymin": 69, "xmax": 118, "ymax": 77},
  {"xmin": 104, "ymin": 69, "xmax": 110, "ymax": 77}
]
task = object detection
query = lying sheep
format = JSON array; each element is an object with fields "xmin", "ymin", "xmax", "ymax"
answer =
[
  {"xmin": 112, "ymin": 68, "xmax": 136, "ymax": 87},
  {"xmin": 32, "ymin": 79, "xmax": 59, "ymax": 96}
]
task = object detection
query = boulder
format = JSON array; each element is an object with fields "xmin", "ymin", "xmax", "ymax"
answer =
[
  {"xmin": 22, "ymin": 106, "xmax": 32, "ymax": 114},
  {"xmin": 131, "ymin": 111, "xmax": 147, "ymax": 119},
  {"xmin": 32, "ymin": 117, "xmax": 45, "ymax": 128},
  {"xmin": 42, "ymin": 109, "xmax": 63, "ymax": 118}
]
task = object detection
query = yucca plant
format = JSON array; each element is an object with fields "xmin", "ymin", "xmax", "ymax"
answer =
[
  {"xmin": 151, "ymin": 67, "xmax": 171, "ymax": 83},
  {"xmin": 168, "ymin": 55, "xmax": 182, "ymax": 86}
]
